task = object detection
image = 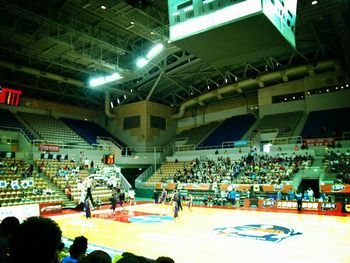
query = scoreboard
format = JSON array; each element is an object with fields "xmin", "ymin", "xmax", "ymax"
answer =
[
  {"xmin": 169, "ymin": 0, "xmax": 246, "ymax": 27},
  {"xmin": 0, "ymin": 86, "xmax": 22, "ymax": 107},
  {"xmin": 168, "ymin": 0, "xmax": 297, "ymax": 66}
]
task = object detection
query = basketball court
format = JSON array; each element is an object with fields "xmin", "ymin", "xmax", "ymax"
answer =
[{"xmin": 52, "ymin": 203, "xmax": 350, "ymax": 263}]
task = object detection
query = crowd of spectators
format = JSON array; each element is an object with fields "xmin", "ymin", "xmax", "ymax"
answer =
[
  {"xmin": 161, "ymin": 152, "xmax": 314, "ymax": 188},
  {"xmin": 324, "ymin": 150, "xmax": 350, "ymax": 184}
]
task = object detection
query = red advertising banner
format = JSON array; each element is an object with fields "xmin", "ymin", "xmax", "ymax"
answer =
[
  {"xmin": 39, "ymin": 144, "xmax": 60, "ymax": 152},
  {"xmin": 39, "ymin": 202, "xmax": 62, "ymax": 215},
  {"xmin": 320, "ymin": 184, "xmax": 350, "ymax": 193}
]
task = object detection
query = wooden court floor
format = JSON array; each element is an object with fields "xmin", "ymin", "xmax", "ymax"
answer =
[{"xmin": 52, "ymin": 204, "xmax": 350, "ymax": 263}]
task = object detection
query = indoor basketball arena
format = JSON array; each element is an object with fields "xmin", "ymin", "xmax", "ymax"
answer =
[{"xmin": 0, "ymin": 0, "xmax": 350, "ymax": 263}]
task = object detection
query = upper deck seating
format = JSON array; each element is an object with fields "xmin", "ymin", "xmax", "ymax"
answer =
[
  {"xmin": 200, "ymin": 114, "xmax": 255, "ymax": 147},
  {"xmin": 61, "ymin": 118, "xmax": 126, "ymax": 147}
]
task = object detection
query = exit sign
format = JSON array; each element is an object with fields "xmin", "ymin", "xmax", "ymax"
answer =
[{"xmin": 0, "ymin": 86, "xmax": 22, "ymax": 106}]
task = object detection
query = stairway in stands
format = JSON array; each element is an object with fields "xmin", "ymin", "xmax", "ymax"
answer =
[{"xmin": 39, "ymin": 172, "xmax": 76, "ymax": 208}]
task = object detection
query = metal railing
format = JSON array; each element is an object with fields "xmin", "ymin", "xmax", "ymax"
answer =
[
  {"xmin": 135, "ymin": 165, "xmax": 155, "ymax": 188},
  {"xmin": 121, "ymin": 146, "xmax": 165, "ymax": 157},
  {"xmin": 173, "ymin": 144, "xmax": 196, "ymax": 152},
  {"xmin": 31, "ymin": 139, "xmax": 110, "ymax": 151},
  {"xmin": 97, "ymin": 136, "xmax": 123, "ymax": 149}
]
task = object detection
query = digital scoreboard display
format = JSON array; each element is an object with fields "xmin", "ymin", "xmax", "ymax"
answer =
[
  {"xmin": 168, "ymin": 0, "xmax": 297, "ymax": 47},
  {"xmin": 0, "ymin": 86, "xmax": 22, "ymax": 107},
  {"xmin": 168, "ymin": 0, "xmax": 297, "ymax": 66}
]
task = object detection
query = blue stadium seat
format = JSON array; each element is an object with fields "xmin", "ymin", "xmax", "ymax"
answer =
[
  {"xmin": 60, "ymin": 118, "xmax": 127, "ymax": 147},
  {"xmin": 301, "ymin": 107, "xmax": 350, "ymax": 138},
  {"xmin": 199, "ymin": 114, "xmax": 256, "ymax": 147},
  {"xmin": 0, "ymin": 109, "xmax": 35, "ymax": 140}
]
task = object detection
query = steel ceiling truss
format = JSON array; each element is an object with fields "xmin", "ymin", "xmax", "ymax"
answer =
[{"xmin": 0, "ymin": 69, "xmax": 104, "ymax": 109}]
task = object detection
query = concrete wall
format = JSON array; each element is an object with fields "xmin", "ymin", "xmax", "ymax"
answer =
[
  {"xmin": 107, "ymin": 100, "xmax": 176, "ymax": 148},
  {"xmin": 259, "ymin": 89, "xmax": 350, "ymax": 117},
  {"xmin": 177, "ymin": 94, "xmax": 257, "ymax": 132},
  {"xmin": 258, "ymin": 71, "xmax": 349, "ymax": 116}
]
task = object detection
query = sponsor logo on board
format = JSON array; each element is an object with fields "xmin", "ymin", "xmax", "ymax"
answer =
[
  {"xmin": 320, "ymin": 203, "xmax": 337, "ymax": 211},
  {"xmin": 331, "ymin": 184, "xmax": 345, "ymax": 192}
]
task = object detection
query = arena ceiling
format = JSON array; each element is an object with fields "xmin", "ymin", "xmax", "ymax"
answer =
[{"xmin": 0, "ymin": 0, "xmax": 349, "ymax": 110}]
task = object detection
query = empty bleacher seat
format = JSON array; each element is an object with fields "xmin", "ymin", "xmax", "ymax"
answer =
[
  {"xmin": 60, "ymin": 118, "xmax": 126, "ymax": 147},
  {"xmin": 301, "ymin": 107, "xmax": 350, "ymax": 138},
  {"xmin": 200, "ymin": 114, "xmax": 256, "ymax": 147}
]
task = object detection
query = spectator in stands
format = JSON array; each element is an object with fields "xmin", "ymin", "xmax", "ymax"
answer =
[
  {"xmin": 307, "ymin": 187, "xmax": 314, "ymax": 202},
  {"xmin": 10, "ymin": 163, "xmax": 18, "ymax": 174},
  {"xmin": 84, "ymin": 158, "xmax": 90, "ymax": 169},
  {"xmin": 303, "ymin": 190, "xmax": 309, "ymax": 201},
  {"xmin": 117, "ymin": 252, "xmax": 154, "ymax": 263},
  {"xmin": 0, "ymin": 216, "xmax": 20, "ymax": 263},
  {"xmin": 156, "ymin": 256, "xmax": 175, "ymax": 263},
  {"xmin": 57, "ymin": 242, "xmax": 68, "ymax": 262},
  {"xmin": 320, "ymin": 191, "xmax": 327, "ymax": 202},
  {"xmin": 9, "ymin": 216, "xmax": 62, "ymax": 263},
  {"xmin": 80, "ymin": 250, "xmax": 111, "ymax": 263},
  {"xmin": 61, "ymin": 236, "xmax": 88, "ymax": 263},
  {"xmin": 32, "ymin": 187, "xmax": 43, "ymax": 195},
  {"xmin": 277, "ymin": 190, "xmax": 282, "ymax": 200},
  {"xmin": 229, "ymin": 189, "xmax": 236, "ymax": 207},
  {"xmin": 288, "ymin": 189, "xmax": 295, "ymax": 201},
  {"xmin": 65, "ymin": 185, "xmax": 72, "ymax": 200}
]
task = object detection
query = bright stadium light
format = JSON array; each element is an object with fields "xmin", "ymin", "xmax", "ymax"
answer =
[
  {"xmin": 146, "ymin": 43, "xmax": 164, "ymax": 59},
  {"xmin": 89, "ymin": 72, "xmax": 122, "ymax": 87},
  {"xmin": 137, "ymin": 58, "xmax": 149, "ymax": 68},
  {"xmin": 137, "ymin": 43, "xmax": 164, "ymax": 68}
]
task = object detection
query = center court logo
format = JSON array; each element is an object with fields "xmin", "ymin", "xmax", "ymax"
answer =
[{"xmin": 214, "ymin": 224, "xmax": 302, "ymax": 243}]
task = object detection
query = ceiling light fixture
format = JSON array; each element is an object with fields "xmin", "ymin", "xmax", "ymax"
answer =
[
  {"xmin": 311, "ymin": 1, "xmax": 318, "ymax": 5},
  {"xmin": 89, "ymin": 72, "xmax": 122, "ymax": 87},
  {"xmin": 137, "ymin": 43, "xmax": 164, "ymax": 68}
]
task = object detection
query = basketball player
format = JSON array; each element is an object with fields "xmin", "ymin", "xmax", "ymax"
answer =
[
  {"xmin": 109, "ymin": 193, "xmax": 118, "ymax": 215},
  {"xmin": 159, "ymin": 188, "xmax": 167, "ymax": 205},
  {"xmin": 119, "ymin": 189, "xmax": 126, "ymax": 211},
  {"xmin": 171, "ymin": 190, "xmax": 179, "ymax": 219},
  {"xmin": 84, "ymin": 198, "xmax": 93, "ymax": 219},
  {"xmin": 128, "ymin": 188, "xmax": 136, "ymax": 205}
]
